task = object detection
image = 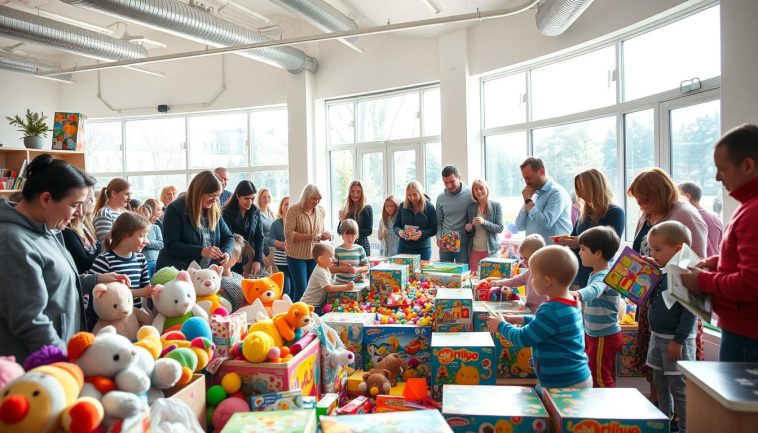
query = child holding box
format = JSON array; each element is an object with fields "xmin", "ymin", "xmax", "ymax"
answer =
[{"xmin": 488, "ymin": 234, "xmax": 548, "ymax": 313}]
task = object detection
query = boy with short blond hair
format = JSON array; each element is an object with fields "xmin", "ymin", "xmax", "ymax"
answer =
[
  {"xmin": 301, "ymin": 243, "xmax": 354, "ymax": 313},
  {"xmin": 489, "ymin": 233, "xmax": 548, "ymax": 312}
]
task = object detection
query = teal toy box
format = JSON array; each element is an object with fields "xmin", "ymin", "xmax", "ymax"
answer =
[
  {"xmin": 473, "ymin": 301, "xmax": 535, "ymax": 380},
  {"xmin": 414, "ymin": 271, "xmax": 472, "ymax": 288},
  {"xmin": 442, "ymin": 385, "xmax": 549, "ymax": 433},
  {"xmin": 320, "ymin": 312, "xmax": 375, "ymax": 369},
  {"xmin": 370, "ymin": 263, "xmax": 409, "ymax": 295},
  {"xmin": 422, "ymin": 262, "xmax": 469, "ymax": 274},
  {"xmin": 389, "ymin": 253, "xmax": 421, "ymax": 274},
  {"xmin": 326, "ymin": 282, "xmax": 368, "ymax": 305},
  {"xmin": 431, "ymin": 332, "xmax": 495, "ymax": 402},
  {"xmin": 363, "ymin": 324, "xmax": 432, "ymax": 381},
  {"xmin": 543, "ymin": 388, "xmax": 668, "ymax": 433},
  {"xmin": 320, "ymin": 409, "xmax": 453, "ymax": 433},
  {"xmin": 478, "ymin": 257, "xmax": 519, "ymax": 279},
  {"xmin": 222, "ymin": 409, "xmax": 316, "ymax": 433},
  {"xmin": 434, "ymin": 288, "xmax": 474, "ymax": 331}
]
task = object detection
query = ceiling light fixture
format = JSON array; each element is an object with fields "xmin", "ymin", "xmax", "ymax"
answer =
[
  {"xmin": 420, "ymin": 0, "xmax": 442, "ymax": 15},
  {"xmin": 216, "ymin": 0, "xmax": 271, "ymax": 23},
  {"xmin": 4, "ymin": 3, "xmax": 115, "ymax": 34}
]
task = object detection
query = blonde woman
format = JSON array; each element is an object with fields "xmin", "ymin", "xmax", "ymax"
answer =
[
  {"xmin": 63, "ymin": 186, "xmax": 100, "ymax": 273},
  {"xmin": 464, "ymin": 179, "xmax": 504, "ymax": 272},
  {"xmin": 267, "ymin": 196, "xmax": 291, "ymax": 296},
  {"xmin": 160, "ymin": 185, "xmax": 178, "ymax": 208},
  {"xmin": 393, "ymin": 180, "xmax": 437, "ymax": 260},
  {"xmin": 93, "ymin": 178, "xmax": 132, "ymax": 242},
  {"xmin": 141, "ymin": 198, "xmax": 164, "ymax": 276},
  {"xmin": 157, "ymin": 170, "xmax": 234, "ymax": 270},
  {"xmin": 337, "ymin": 180, "xmax": 373, "ymax": 256},
  {"xmin": 378, "ymin": 195, "xmax": 401, "ymax": 256},
  {"xmin": 256, "ymin": 186, "xmax": 276, "ymax": 270}
]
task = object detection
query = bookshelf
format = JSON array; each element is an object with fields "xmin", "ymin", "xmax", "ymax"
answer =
[{"xmin": 0, "ymin": 147, "xmax": 86, "ymax": 197}]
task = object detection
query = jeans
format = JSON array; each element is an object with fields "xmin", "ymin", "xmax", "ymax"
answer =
[
  {"xmin": 720, "ymin": 329, "xmax": 758, "ymax": 362},
  {"xmin": 397, "ymin": 245, "xmax": 431, "ymax": 261},
  {"xmin": 277, "ymin": 264, "xmax": 292, "ymax": 298},
  {"xmin": 287, "ymin": 257, "xmax": 316, "ymax": 302},
  {"xmin": 146, "ymin": 260, "xmax": 157, "ymax": 278},
  {"xmin": 439, "ymin": 247, "xmax": 468, "ymax": 263}
]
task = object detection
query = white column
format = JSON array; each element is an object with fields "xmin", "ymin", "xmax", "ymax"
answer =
[
  {"xmin": 287, "ymin": 70, "xmax": 316, "ymax": 199},
  {"xmin": 719, "ymin": 0, "xmax": 758, "ymax": 221}
]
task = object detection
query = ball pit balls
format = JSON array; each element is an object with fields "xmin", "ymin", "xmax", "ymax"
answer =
[
  {"xmin": 207, "ymin": 384, "xmax": 228, "ymax": 406},
  {"xmin": 221, "ymin": 372, "xmax": 242, "ymax": 394},
  {"xmin": 206, "ymin": 406, "xmax": 215, "ymax": 427}
]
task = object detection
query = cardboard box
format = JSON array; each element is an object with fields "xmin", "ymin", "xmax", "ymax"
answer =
[
  {"xmin": 375, "ymin": 395, "xmax": 412, "ymax": 413},
  {"xmin": 368, "ymin": 256, "xmax": 389, "ymax": 267},
  {"xmin": 414, "ymin": 271, "xmax": 471, "ymax": 288},
  {"xmin": 618, "ymin": 324, "xmax": 643, "ymax": 377},
  {"xmin": 52, "ymin": 112, "xmax": 86, "ymax": 151},
  {"xmin": 321, "ymin": 312, "xmax": 376, "ymax": 369},
  {"xmin": 478, "ymin": 257, "xmax": 519, "ymax": 280},
  {"xmin": 320, "ymin": 409, "xmax": 454, "ymax": 433},
  {"xmin": 250, "ymin": 389, "xmax": 304, "ymax": 411},
  {"xmin": 106, "ymin": 407, "xmax": 150, "ymax": 433},
  {"xmin": 435, "ymin": 323, "xmax": 473, "ymax": 332},
  {"xmin": 370, "ymin": 263, "xmax": 409, "ymax": 296},
  {"xmin": 214, "ymin": 338, "xmax": 321, "ymax": 397},
  {"xmin": 434, "ymin": 288, "xmax": 474, "ymax": 331},
  {"xmin": 211, "ymin": 310, "xmax": 247, "ymax": 358},
  {"xmin": 442, "ymin": 385, "xmax": 549, "ymax": 433},
  {"xmin": 338, "ymin": 395, "xmax": 371, "ymax": 415},
  {"xmin": 473, "ymin": 302, "xmax": 536, "ymax": 380},
  {"xmin": 431, "ymin": 332, "xmax": 496, "ymax": 401},
  {"xmin": 542, "ymin": 388, "xmax": 668, "ymax": 433},
  {"xmin": 326, "ymin": 282, "xmax": 368, "ymax": 304},
  {"xmin": 389, "ymin": 253, "xmax": 422, "ymax": 274},
  {"xmin": 421, "ymin": 262, "xmax": 469, "ymax": 274},
  {"xmin": 363, "ymin": 325, "xmax": 432, "ymax": 381},
  {"xmin": 164, "ymin": 374, "xmax": 206, "ymax": 429},
  {"xmin": 316, "ymin": 393, "xmax": 339, "ymax": 421},
  {"xmin": 221, "ymin": 409, "xmax": 317, "ymax": 433}
]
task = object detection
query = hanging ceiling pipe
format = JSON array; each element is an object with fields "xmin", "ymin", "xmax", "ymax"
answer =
[
  {"xmin": 268, "ymin": 0, "xmax": 363, "ymax": 53},
  {"xmin": 535, "ymin": 0, "xmax": 594, "ymax": 36},
  {"xmin": 60, "ymin": 0, "xmax": 318, "ymax": 73},
  {"xmin": 0, "ymin": 52, "xmax": 75, "ymax": 82}
]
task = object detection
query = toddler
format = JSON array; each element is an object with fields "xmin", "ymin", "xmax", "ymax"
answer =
[
  {"xmin": 488, "ymin": 234, "xmax": 548, "ymax": 312},
  {"xmin": 332, "ymin": 219, "xmax": 369, "ymax": 284},
  {"xmin": 301, "ymin": 243, "xmax": 354, "ymax": 313}
]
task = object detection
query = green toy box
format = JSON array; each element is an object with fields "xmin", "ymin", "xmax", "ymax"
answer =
[
  {"xmin": 320, "ymin": 409, "xmax": 453, "ymax": 433},
  {"xmin": 389, "ymin": 253, "xmax": 421, "ymax": 274},
  {"xmin": 363, "ymin": 324, "xmax": 432, "ymax": 382},
  {"xmin": 370, "ymin": 263, "xmax": 409, "ymax": 295},
  {"xmin": 478, "ymin": 257, "xmax": 519, "ymax": 280},
  {"xmin": 431, "ymin": 332, "xmax": 496, "ymax": 402},
  {"xmin": 326, "ymin": 282, "xmax": 368, "ymax": 304},
  {"xmin": 472, "ymin": 301, "xmax": 536, "ymax": 380},
  {"xmin": 434, "ymin": 288, "xmax": 474, "ymax": 331},
  {"xmin": 320, "ymin": 312, "xmax": 376, "ymax": 370},
  {"xmin": 221, "ymin": 409, "xmax": 316, "ymax": 433},
  {"xmin": 442, "ymin": 385, "xmax": 549, "ymax": 433}
]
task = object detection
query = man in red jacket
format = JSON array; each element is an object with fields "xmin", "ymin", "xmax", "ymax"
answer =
[{"xmin": 681, "ymin": 124, "xmax": 758, "ymax": 361}]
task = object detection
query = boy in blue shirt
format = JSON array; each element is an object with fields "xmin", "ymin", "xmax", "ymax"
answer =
[{"xmin": 488, "ymin": 245, "xmax": 591, "ymax": 389}]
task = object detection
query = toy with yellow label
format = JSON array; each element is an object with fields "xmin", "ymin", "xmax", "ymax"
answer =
[
  {"xmin": 370, "ymin": 263, "xmax": 409, "ymax": 296},
  {"xmin": 431, "ymin": 332, "xmax": 495, "ymax": 402}
]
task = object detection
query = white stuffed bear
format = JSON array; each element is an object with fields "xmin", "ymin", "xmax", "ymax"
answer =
[
  {"xmin": 189, "ymin": 265, "xmax": 232, "ymax": 317},
  {"xmin": 92, "ymin": 281, "xmax": 153, "ymax": 340},
  {"xmin": 66, "ymin": 326, "xmax": 149, "ymax": 420},
  {"xmin": 151, "ymin": 270, "xmax": 209, "ymax": 333}
]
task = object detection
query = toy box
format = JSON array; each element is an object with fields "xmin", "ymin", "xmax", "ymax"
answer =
[
  {"xmin": 316, "ymin": 393, "xmax": 339, "ymax": 420},
  {"xmin": 52, "ymin": 112, "xmax": 86, "ymax": 151},
  {"xmin": 421, "ymin": 261, "xmax": 469, "ymax": 274},
  {"xmin": 338, "ymin": 395, "xmax": 371, "ymax": 415},
  {"xmin": 414, "ymin": 271, "xmax": 471, "ymax": 288},
  {"xmin": 478, "ymin": 257, "xmax": 519, "ymax": 280},
  {"xmin": 542, "ymin": 388, "xmax": 668, "ymax": 433},
  {"xmin": 368, "ymin": 256, "xmax": 389, "ymax": 267},
  {"xmin": 435, "ymin": 323, "xmax": 473, "ymax": 332},
  {"xmin": 321, "ymin": 312, "xmax": 375, "ymax": 369},
  {"xmin": 211, "ymin": 311, "xmax": 247, "ymax": 358},
  {"xmin": 604, "ymin": 246, "xmax": 663, "ymax": 305},
  {"xmin": 250, "ymin": 389, "xmax": 304, "ymax": 411},
  {"xmin": 213, "ymin": 338, "xmax": 321, "ymax": 397},
  {"xmin": 431, "ymin": 332, "xmax": 496, "ymax": 401},
  {"xmin": 370, "ymin": 263, "xmax": 409, "ymax": 295},
  {"xmin": 375, "ymin": 395, "xmax": 412, "ymax": 413},
  {"xmin": 363, "ymin": 325, "xmax": 432, "ymax": 381},
  {"xmin": 326, "ymin": 282, "xmax": 368, "ymax": 304},
  {"xmin": 320, "ymin": 409, "xmax": 454, "ymax": 433},
  {"xmin": 163, "ymin": 374, "xmax": 207, "ymax": 429},
  {"xmin": 473, "ymin": 302, "xmax": 535, "ymax": 380},
  {"xmin": 221, "ymin": 409, "xmax": 317, "ymax": 433},
  {"xmin": 442, "ymin": 385, "xmax": 549, "ymax": 433},
  {"xmin": 617, "ymin": 324, "xmax": 643, "ymax": 377},
  {"xmin": 439, "ymin": 229, "xmax": 462, "ymax": 252},
  {"xmin": 434, "ymin": 288, "xmax": 474, "ymax": 331},
  {"xmin": 389, "ymin": 253, "xmax": 421, "ymax": 274}
]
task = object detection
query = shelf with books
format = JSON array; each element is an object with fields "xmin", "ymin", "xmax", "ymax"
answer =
[{"xmin": 0, "ymin": 147, "xmax": 86, "ymax": 197}]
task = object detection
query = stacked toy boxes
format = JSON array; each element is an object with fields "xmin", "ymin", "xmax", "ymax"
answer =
[
  {"xmin": 370, "ymin": 263, "xmax": 409, "ymax": 295},
  {"xmin": 442, "ymin": 385, "xmax": 549, "ymax": 433},
  {"xmin": 389, "ymin": 254, "xmax": 421, "ymax": 275},
  {"xmin": 363, "ymin": 324, "xmax": 433, "ymax": 381},
  {"xmin": 433, "ymin": 288, "xmax": 474, "ymax": 332},
  {"xmin": 478, "ymin": 257, "xmax": 519, "ymax": 280},
  {"xmin": 473, "ymin": 301, "xmax": 536, "ymax": 381},
  {"xmin": 430, "ymin": 332, "xmax": 496, "ymax": 402},
  {"xmin": 326, "ymin": 281, "xmax": 369, "ymax": 304},
  {"xmin": 321, "ymin": 312, "xmax": 376, "ymax": 370}
]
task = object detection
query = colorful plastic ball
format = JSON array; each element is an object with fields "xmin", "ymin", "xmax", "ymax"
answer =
[
  {"xmin": 182, "ymin": 316, "xmax": 212, "ymax": 341},
  {"xmin": 323, "ymin": 304, "xmax": 332, "ymax": 313},
  {"xmin": 206, "ymin": 406, "xmax": 215, "ymax": 427},
  {"xmin": 230, "ymin": 391, "xmax": 246, "ymax": 400},
  {"xmin": 207, "ymin": 384, "xmax": 228, "ymax": 406},
  {"xmin": 504, "ymin": 231, "xmax": 512, "ymax": 239},
  {"xmin": 221, "ymin": 372, "xmax": 242, "ymax": 394}
]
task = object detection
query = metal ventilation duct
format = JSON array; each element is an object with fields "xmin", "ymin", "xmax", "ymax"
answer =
[
  {"xmin": 535, "ymin": 0, "xmax": 594, "ymax": 36},
  {"xmin": 60, "ymin": 0, "xmax": 319, "ymax": 73},
  {"xmin": 0, "ymin": 52, "xmax": 73, "ymax": 81},
  {"xmin": 269, "ymin": 0, "xmax": 358, "ymax": 43},
  {"xmin": 0, "ymin": 5, "xmax": 148, "ymax": 61}
]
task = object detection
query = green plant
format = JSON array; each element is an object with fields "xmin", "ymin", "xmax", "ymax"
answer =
[{"xmin": 5, "ymin": 109, "xmax": 51, "ymax": 138}]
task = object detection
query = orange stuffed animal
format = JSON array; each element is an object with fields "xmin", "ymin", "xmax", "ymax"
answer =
[
  {"xmin": 241, "ymin": 272, "xmax": 285, "ymax": 316},
  {"xmin": 273, "ymin": 302, "xmax": 314, "ymax": 342}
]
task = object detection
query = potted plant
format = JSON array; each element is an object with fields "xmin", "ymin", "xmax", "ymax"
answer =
[{"xmin": 5, "ymin": 109, "xmax": 51, "ymax": 149}]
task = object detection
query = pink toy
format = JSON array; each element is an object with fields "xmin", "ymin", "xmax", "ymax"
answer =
[
  {"xmin": 0, "ymin": 356, "xmax": 24, "ymax": 389},
  {"xmin": 289, "ymin": 333, "xmax": 317, "ymax": 355},
  {"xmin": 212, "ymin": 397, "xmax": 250, "ymax": 433}
]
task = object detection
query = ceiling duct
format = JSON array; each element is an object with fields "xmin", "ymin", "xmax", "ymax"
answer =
[
  {"xmin": 60, "ymin": 0, "xmax": 319, "ymax": 73},
  {"xmin": 535, "ymin": 0, "xmax": 594, "ymax": 36},
  {"xmin": 0, "ymin": 52, "xmax": 74, "ymax": 81},
  {"xmin": 269, "ymin": 0, "xmax": 358, "ymax": 43},
  {"xmin": 0, "ymin": 5, "xmax": 148, "ymax": 61}
]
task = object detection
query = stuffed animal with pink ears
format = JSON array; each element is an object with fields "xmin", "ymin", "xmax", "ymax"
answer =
[
  {"xmin": 188, "ymin": 265, "xmax": 231, "ymax": 317},
  {"xmin": 0, "ymin": 356, "xmax": 24, "ymax": 389}
]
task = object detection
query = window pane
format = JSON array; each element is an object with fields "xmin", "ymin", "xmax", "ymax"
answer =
[
  {"xmin": 188, "ymin": 113, "xmax": 247, "ymax": 169},
  {"xmin": 483, "ymin": 73, "xmax": 527, "ymax": 128},
  {"xmin": 125, "ymin": 118, "xmax": 186, "ymax": 172},
  {"xmin": 252, "ymin": 170, "xmax": 289, "ymax": 204},
  {"xmin": 226, "ymin": 170, "xmax": 251, "ymax": 193},
  {"xmin": 393, "ymin": 149, "xmax": 417, "ymax": 197},
  {"xmin": 361, "ymin": 152, "xmax": 384, "ymax": 229},
  {"xmin": 623, "ymin": 6, "xmax": 720, "ymax": 101},
  {"xmin": 484, "ymin": 131, "xmax": 527, "ymax": 228},
  {"xmin": 670, "ymin": 100, "xmax": 721, "ymax": 214},
  {"xmin": 531, "ymin": 46, "xmax": 616, "ymax": 120},
  {"xmin": 423, "ymin": 88, "xmax": 441, "ymax": 137},
  {"xmin": 533, "ymin": 116, "xmax": 619, "ymax": 201},
  {"xmin": 425, "ymin": 142, "xmax": 444, "ymax": 200},
  {"xmin": 357, "ymin": 93, "xmax": 420, "ymax": 142},
  {"xmin": 129, "ymin": 174, "xmax": 187, "ymax": 202},
  {"xmin": 624, "ymin": 110, "xmax": 655, "ymax": 240},
  {"xmin": 93, "ymin": 176, "xmax": 116, "ymax": 192},
  {"xmin": 85, "ymin": 122, "xmax": 123, "ymax": 172},
  {"xmin": 330, "ymin": 150, "xmax": 354, "ymax": 226},
  {"xmin": 328, "ymin": 102, "xmax": 354, "ymax": 145},
  {"xmin": 251, "ymin": 109, "xmax": 288, "ymax": 166}
]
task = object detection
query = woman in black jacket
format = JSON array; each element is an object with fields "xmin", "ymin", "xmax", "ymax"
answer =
[
  {"xmin": 223, "ymin": 180, "xmax": 264, "ymax": 276},
  {"xmin": 393, "ymin": 180, "xmax": 438, "ymax": 260}
]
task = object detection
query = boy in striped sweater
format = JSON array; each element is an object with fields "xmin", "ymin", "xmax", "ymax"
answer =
[
  {"xmin": 570, "ymin": 226, "xmax": 622, "ymax": 388},
  {"xmin": 331, "ymin": 219, "xmax": 369, "ymax": 284},
  {"xmin": 487, "ymin": 245, "xmax": 591, "ymax": 389}
]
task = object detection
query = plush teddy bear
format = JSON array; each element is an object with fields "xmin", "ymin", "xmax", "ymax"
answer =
[
  {"xmin": 241, "ymin": 302, "xmax": 314, "ymax": 363},
  {"xmin": 91, "ymin": 281, "xmax": 153, "ymax": 340},
  {"xmin": 151, "ymin": 270, "xmax": 209, "ymax": 333},
  {"xmin": 358, "ymin": 368, "xmax": 392, "ymax": 399},
  {"xmin": 376, "ymin": 353, "xmax": 407, "ymax": 386},
  {"xmin": 67, "ymin": 326, "xmax": 150, "ymax": 420},
  {"xmin": 241, "ymin": 272, "xmax": 285, "ymax": 316},
  {"xmin": 189, "ymin": 265, "xmax": 231, "ymax": 317},
  {"xmin": 273, "ymin": 302, "xmax": 314, "ymax": 342},
  {"xmin": 0, "ymin": 362, "xmax": 104, "ymax": 433}
]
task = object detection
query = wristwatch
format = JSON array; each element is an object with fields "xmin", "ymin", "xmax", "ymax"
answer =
[{"xmin": 524, "ymin": 198, "xmax": 533, "ymax": 205}]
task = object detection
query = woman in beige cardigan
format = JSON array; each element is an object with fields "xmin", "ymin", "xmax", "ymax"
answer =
[{"xmin": 285, "ymin": 184, "xmax": 332, "ymax": 301}]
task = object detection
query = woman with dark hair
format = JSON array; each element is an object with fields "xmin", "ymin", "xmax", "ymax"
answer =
[
  {"xmin": 0, "ymin": 154, "xmax": 127, "ymax": 363},
  {"xmin": 157, "ymin": 170, "xmax": 234, "ymax": 270},
  {"xmin": 223, "ymin": 180, "xmax": 264, "ymax": 276},
  {"xmin": 337, "ymin": 180, "xmax": 373, "ymax": 255}
]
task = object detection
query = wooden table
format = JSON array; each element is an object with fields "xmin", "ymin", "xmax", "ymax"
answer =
[{"xmin": 678, "ymin": 361, "xmax": 758, "ymax": 433}]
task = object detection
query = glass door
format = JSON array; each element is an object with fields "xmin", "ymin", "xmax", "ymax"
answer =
[
  {"xmin": 358, "ymin": 149, "xmax": 385, "ymax": 229},
  {"xmin": 390, "ymin": 146, "xmax": 420, "ymax": 199}
]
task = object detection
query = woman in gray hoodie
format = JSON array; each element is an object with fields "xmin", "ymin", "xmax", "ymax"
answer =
[{"xmin": 0, "ymin": 155, "xmax": 128, "ymax": 363}]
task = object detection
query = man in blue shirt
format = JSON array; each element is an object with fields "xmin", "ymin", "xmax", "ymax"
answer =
[
  {"xmin": 515, "ymin": 157, "xmax": 572, "ymax": 241},
  {"xmin": 214, "ymin": 166, "xmax": 232, "ymax": 207}
]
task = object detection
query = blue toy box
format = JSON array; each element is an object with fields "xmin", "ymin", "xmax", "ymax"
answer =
[
  {"xmin": 389, "ymin": 253, "xmax": 421, "ymax": 274},
  {"xmin": 434, "ymin": 288, "xmax": 474, "ymax": 331},
  {"xmin": 414, "ymin": 271, "xmax": 472, "ymax": 288},
  {"xmin": 473, "ymin": 301, "xmax": 536, "ymax": 380},
  {"xmin": 363, "ymin": 324, "xmax": 432, "ymax": 382},
  {"xmin": 320, "ymin": 409, "xmax": 453, "ymax": 433},
  {"xmin": 222, "ymin": 409, "xmax": 316, "ymax": 433},
  {"xmin": 326, "ymin": 282, "xmax": 368, "ymax": 304},
  {"xmin": 421, "ymin": 261, "xmax": 469, "ymax": 274},
  {"xmin": 478, "ymin": 257, "xmax": 519, "ymax": 280},
  {"xmin": 431, "ymin": 332, "xmax": 496, "ymax": 402},
  {"xmin": 320, "ymin": 312, "xmax": 375, "ymax": 369},
  {"xmin": 442, "ymin": 385, "xmax": 549, "ymax": 433},
  {"xmin": 370, "ymin": 263, "xmax": 409, "ymax": 295}
]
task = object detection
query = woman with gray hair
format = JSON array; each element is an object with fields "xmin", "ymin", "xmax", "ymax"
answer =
[{"xmin": 285, "ymin": 184, "xmax": 331, "ymax": 301}]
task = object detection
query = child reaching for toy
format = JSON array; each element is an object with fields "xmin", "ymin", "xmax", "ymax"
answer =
[
  {"xmin": 301, "ymin": 243, "xmax": 354, "ymax": 314},
  {"xmin": 487, "ymin": 234, "xmax": 548, "ymax": 312},
  {"xmin": 219, "ymin": 234, "xmax": 246, "ymax": 311},
  {"xmin": 331, "ymin": 218, "xmax": 369, "ymax": 284},
  {"xmin": 568, "ymin": 226, "xmax": 622, "ymax": 388},
  {"xmin": 487, "ymin": 245, "xmax": 591, "ymax": 389}
]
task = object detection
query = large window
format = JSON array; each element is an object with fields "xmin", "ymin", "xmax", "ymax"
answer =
[{"xmin": 86, "ymin": 107, "xmax": 289, "ymax": 204}]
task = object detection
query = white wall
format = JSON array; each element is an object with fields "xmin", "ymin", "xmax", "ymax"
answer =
[{"xmin": 0, "ymin": 71, "xmax": 60, "ymax": 148}]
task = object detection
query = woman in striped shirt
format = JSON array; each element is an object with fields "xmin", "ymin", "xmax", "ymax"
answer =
[
  {"xmin": 268, "ymin": 196, "xmax": 291, "ymax": 297},
  {"xmin": 93, "ymin": 178, "xmax": 132, "ymax": 242}
]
